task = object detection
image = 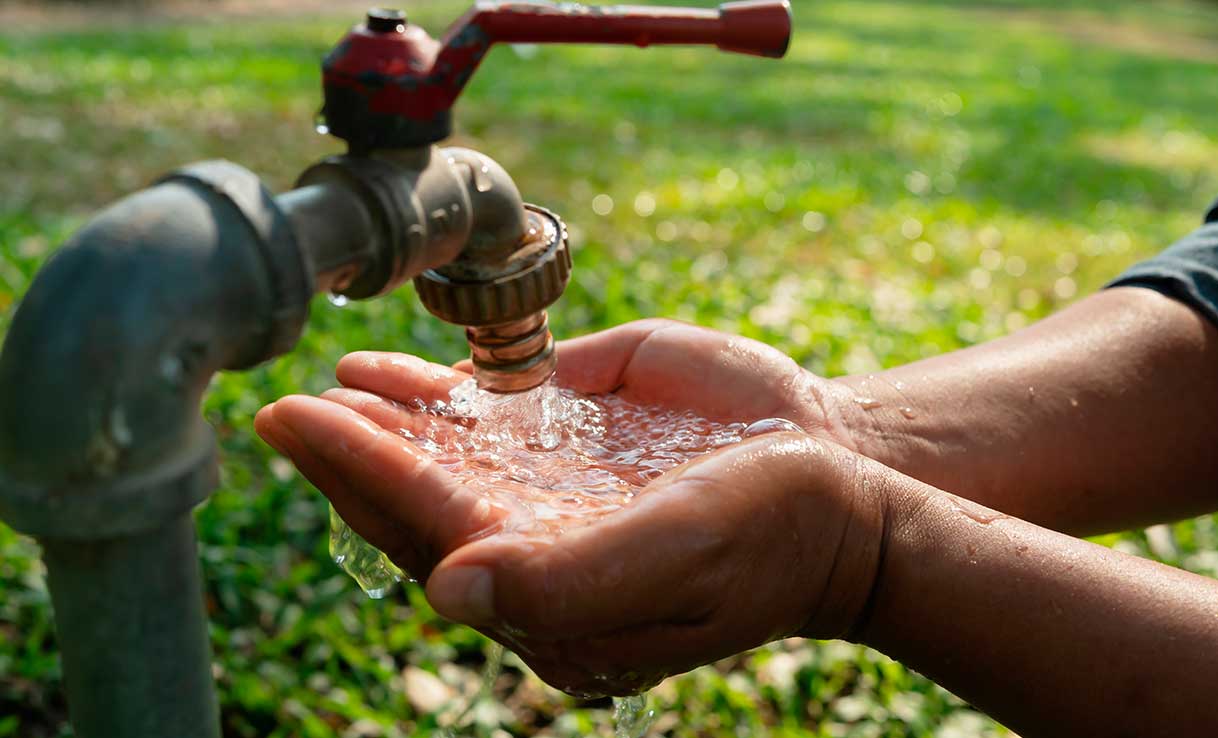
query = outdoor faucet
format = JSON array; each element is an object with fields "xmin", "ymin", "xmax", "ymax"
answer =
[
  {"xmin": 0, "ymin": 3, "xmax": 792, "ymax": 737},
  {"xmin": 304, "ymin": 1, "xmax": 792, "ymax": 391}
]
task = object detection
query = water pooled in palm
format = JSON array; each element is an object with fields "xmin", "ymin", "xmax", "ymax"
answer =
[{"xmin": 330, "ymin": 378, "xmax": 770, "ymax": 594}]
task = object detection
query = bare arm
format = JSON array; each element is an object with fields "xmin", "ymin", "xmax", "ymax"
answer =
[
  {"xmin": 834, "ymin": 286, "xmax": 1218, "ymax": 534},
  {"xmin": 857, "ymin": 464, "xmax": 1218, "ymax": 737},
  {"xmin": 257, "ymin": 319, "xmax": 1218, "ymax": 733}
]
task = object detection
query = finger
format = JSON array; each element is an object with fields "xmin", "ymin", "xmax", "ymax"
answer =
[
  {"xmin": 336, "ymin": 351, "xmax": 470, "ymax": 406},
  {"xmin": 270, "ymin": 395, "xmax": 509, "ymax": 569},
  {"xmin": 320, "ymin": 387, "xmax": 469, "ymax": 441},
  {"xmin": 551, "ymin": 318, "xmax": 800, "ymax": 420},
  {"xmin": 550, "ymin": 318, "xmax": 686, "ymax": 394},
  {"xmin": 453, "ymin": 358, "xmax": 473, "ymax": 373},
  {"xmin": 255, "ymin": 403, "xmax": 291, "ymax": 455},
  {"xmin": 255, "ymin": 401, "xmax": 415, "ymax": 570}
]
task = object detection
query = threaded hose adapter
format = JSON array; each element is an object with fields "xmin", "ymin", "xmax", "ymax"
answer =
[{"xmin": 413, "ymin": 204, "xmax": 570, "ymax": 327}]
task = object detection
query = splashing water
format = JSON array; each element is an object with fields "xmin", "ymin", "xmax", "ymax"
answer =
[
  {"xmin": 613, "ymin": 693, "xmax": 655, "ymax": 738},
  {"xmin": 330, "ymin": 378, "xmax": 770, "ymax": 580},
  {"xmin": 327, "ymin": 376, "xmax": 805, "ymax": 735}
]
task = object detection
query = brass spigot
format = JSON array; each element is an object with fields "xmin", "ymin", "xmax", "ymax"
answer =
[{"xmin": 414, "ymin": 205, "xmax": 571, "ymax": 392}]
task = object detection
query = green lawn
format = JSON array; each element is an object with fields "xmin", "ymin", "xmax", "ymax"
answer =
[{"xmin": 2, "ymin": 0, "xmax": 1218, "ymax": 735}]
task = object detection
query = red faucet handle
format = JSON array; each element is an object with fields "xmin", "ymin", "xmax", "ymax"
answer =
[
  {"xmin": 718, "ymin": 1, "xmax": 794, "ymax": 58},
  {"xmin": 456, "ymin": 1, "xmax": 792, "ymax": 59},
  {"xmin": 321, "ymin": 2, "xmax": 793, "ymax": 151}
]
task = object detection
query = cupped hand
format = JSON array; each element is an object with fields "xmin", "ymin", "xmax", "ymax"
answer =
[{"xmin": 255, "ymin": 319, "xmax": 886, "ymax": 695}]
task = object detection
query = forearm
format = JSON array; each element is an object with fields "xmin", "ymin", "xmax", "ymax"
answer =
[
  {"xmin": 834, "ymin": 287, "xmax": 1218, "ymax": 534},
  {"xmin": 857, "ymin": 467, "xmax": 1218, "ymax": 737}
]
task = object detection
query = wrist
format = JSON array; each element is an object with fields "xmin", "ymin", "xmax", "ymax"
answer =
[
  {"xmin": 827, "ymin": 373, "xmax": 940, "ymax": 479},
  {"xmin": 789, "ymin": 443, "xmax": 897, "ymax": 642},
  {"xmin": 840, "ymin": 466, "xmax": 939, "ymax": 647}
]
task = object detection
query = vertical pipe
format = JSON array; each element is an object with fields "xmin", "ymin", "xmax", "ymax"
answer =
[{"xmin": 40, "ymin": 515, "xmax": 220, "ymax": 738}]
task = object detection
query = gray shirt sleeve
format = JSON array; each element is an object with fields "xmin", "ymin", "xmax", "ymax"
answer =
[{"xmin": 1108, "ymin": 199, "xmax": 1218, "ymax": 328}]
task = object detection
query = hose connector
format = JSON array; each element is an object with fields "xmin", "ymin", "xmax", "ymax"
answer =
[{"xmin": 414, "ymin": 204, "xmax": 570, "ymax": 392}]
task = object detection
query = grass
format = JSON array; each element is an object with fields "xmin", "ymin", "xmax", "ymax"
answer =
[{"xmin": 2, "ymin": 0, "xmax": 1218, "ymax": 735}]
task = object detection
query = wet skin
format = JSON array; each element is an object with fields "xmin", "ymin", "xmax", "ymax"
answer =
[{"xmin": 258, "ymin": 290, "xmax": 1218, "ymax": 736}]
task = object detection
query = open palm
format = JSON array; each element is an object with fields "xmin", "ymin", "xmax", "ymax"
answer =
[{"xmin": 256, "ymin": 320, "xmax": 878, "ymax": 695}]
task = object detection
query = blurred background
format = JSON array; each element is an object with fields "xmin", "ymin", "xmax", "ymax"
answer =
[{"xmin": 2, "ymin": 0, "xmax": 1217, "ymax": 735}]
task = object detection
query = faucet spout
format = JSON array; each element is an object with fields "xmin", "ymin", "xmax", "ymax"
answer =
[{"xmin": 290, "ymin": 146, "xmax": 572, "ymax": 392}]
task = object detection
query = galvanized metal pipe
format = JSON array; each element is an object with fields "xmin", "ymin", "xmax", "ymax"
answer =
[
  {"xmin": 0, "ymin": 161, "xmax": 313, "ymax": 738},
  {"xmin": 41, "ymin": 514, "xmax": 220, "ymax": 738}
]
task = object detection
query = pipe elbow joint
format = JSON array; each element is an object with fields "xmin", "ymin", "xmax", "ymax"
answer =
[{"xmin": 0, "ymin": 161, "xmax": 313, "ymax": 540}]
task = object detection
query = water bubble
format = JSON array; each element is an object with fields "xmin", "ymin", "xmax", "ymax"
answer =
[
  {"xmin": 743, "ymin": 417, "xmax": 805, "ymax": 437},
  {"xmin": 327, "ymin": 293, "xmax": 350, "ymax": 308}
]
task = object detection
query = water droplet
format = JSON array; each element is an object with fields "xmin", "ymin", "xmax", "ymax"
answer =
[
  {"xmin": 474, "ymin": 164, "xmax": 493, "ymax": 193},
  {"xmin": 743, "ymin": 418, "xmax": 805, "ymax": 437},
  {"xmin": 853, "ymin": 397, "xmax": 882, "ymax": 410},
  {"xmin": 951, "ymin": 498, "xmax": 1008, "ymax": 525},
  {"xmin": 328, "ymin": 293, "xmax": 349, "ymax": 308},
  {"xmin": 313, "ymin": 114, "xmax": 330, "ymax": 136},
  {"xmin": 613, "ymin": 694, "xmax": 656, "ymax": 738},
  {"xmin": 899, "ymin": 407, "xmax": 917, "ymax": 419}
]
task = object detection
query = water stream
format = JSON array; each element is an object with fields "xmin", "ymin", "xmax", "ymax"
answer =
[{"xmin": 329, "ymin": 376, "xmax": 800, "ymax": 735}]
